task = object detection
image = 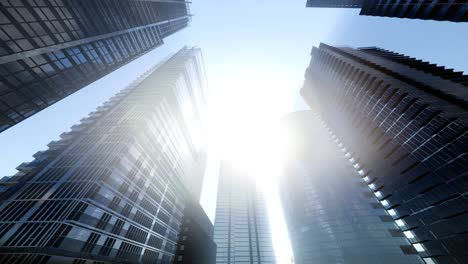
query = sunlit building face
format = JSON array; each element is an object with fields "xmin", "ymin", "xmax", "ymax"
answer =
[
  {"xmin": 213, "ymin": 162, "xmax": 277, "ymax": 264},
  {"xmin": 0, "ymin": 48, "xmax": 211, "ymax": 264}
]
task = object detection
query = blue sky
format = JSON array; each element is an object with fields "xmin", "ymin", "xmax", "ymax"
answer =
[{"xmin": 0, "ymin": 1, "xmax": 467, "ymax": 262}]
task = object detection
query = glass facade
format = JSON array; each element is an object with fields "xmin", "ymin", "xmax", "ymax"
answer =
[
  {"xmin": 214, "ymin": 163, "xmax": 276, "ymax": 264},
  {"xmin": 0, "ymin": 0, "xmax": 191, "ymax": 132},
  {"xmin": 280, "ymin": 111, "xmax": 423, "ymax": 264},
  {"xmin": 357, "ymin": 47, "xmax": 468, "ymax": 86},
  {"xmin": 305, "ymin": 0, "xmax": 468, "ymax": 22},
  {"xmin": 302, "ymin": 43, "xmax": 467, "ymax": 264},
  {"xmin": 174, "ymin": 200, "xmax": 217, "ymax": 264},
  {"xmin": 0, "ymin": 47, "xmax": 207, "ymax": 264},
  {"xmin": 306, "ymin": 0, "xmax": 364, "ymax": 8}
]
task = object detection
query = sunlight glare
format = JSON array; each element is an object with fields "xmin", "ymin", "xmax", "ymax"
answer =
[{"xmin": 207, "ymin": 69, "xmax": 295, "ymax": 263}]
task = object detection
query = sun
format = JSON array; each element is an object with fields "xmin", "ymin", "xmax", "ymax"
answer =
[
  {"xmin": 206, "ymin": 69, "xmax": 295, "ymax": 263},
  {"xmin": 206, "ymin": 70, "xmax": 292, "ymax": 174}
]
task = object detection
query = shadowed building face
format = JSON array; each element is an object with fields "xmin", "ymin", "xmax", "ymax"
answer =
[
  {"xmin": 305, "ymin": 0, "xmax": 468, "ymax": 22},
  {"xmin": 301, "ymin": 43, "xmax": 467, "ymax": 264},
  {"xmin": 0, "ymin": 0, "xmax": 191, "ymax": 133},
  {"xmin": 306, "ymin": 0, "xmax": 364, "ymax": 8},
  {"xmin": 280, "ymin": 111, "xmax": 424, "ymax": 264}
]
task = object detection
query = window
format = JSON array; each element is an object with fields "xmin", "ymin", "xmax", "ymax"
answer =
[
  {"xmin": 153, "ymin": 221, "xmax": 166, "ymax": 236},
  {"xmin": 99, "ymin": 237, "xmax": 116, "ymax": 256},
  {"xmin": 374, "ymin": 191, "xmax": 383, "ymax": 199},
  {"xmin": 148, "ymin": 235, "xmax": 163, "ymax": 249},
  {"xmin": 413, "ymin": 243, "xmax": 425, "ymax": 252},
  {"xmin": 121, "ymin": 204, "xmax": 132, "ymax": 217},
  {"xmin": 423, "ymin": 258, "xmax": 436, "ymax": 264},
  {"xmin": 81, "ymin": 232, "xmax": 100, "ymax": 253},
  {"xmin": 395, "ymin": 219, "xmax": 405, "ymax": 228},
  {"xmin": 96, "ymin": 213, "xmax": 111, "ymax": 230},
  {"xmin": 111, "ymin": 219, "xmax": 124, "ymax": 235},
  {"xmin": 109, "ymin": 196, "xmax": 121, "ymax": 210},
  {"xmin": 157, "ymin": 211, "xmax": 169, "ymax": 224},
  {"xmin": 134, "ymin": 210, "xmax": 152, "ymax": 228},
  {"xmin": 126, "ymin": 225, "xmax": 147, "ymax": 243},
  {"xmin": 403, "ymin": 231, "xmax": 415, "ymax": 239}
]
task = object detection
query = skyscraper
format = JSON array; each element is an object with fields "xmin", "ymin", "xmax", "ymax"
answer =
[
  {"xmin": 214, "ymin": 162, "xmax": 277, "ymax": 264},
  {"xmin": 305, "ymin": 1, "xmax": 468, "ymax": 22},
  {"xmin": 0, "ymin": 47, "xmax": 209, "ymax": 264},
  {"xmin": 306, "ymin": 0, "xmax": 364, "ymax": 8},
  {"xmin": 302, "ymin": 43, "xmax": 467, "ymax": 264},
  {"xmin": 0, "ymin": 0, "xmax": 191, "ymax": 133},
  {"xmin": 173, "ymin": 200, "xmax": 217, "ymax": 264},
  {"xmin": 280, "ymin": 111, "xmax": 424, "ymax": 264}
]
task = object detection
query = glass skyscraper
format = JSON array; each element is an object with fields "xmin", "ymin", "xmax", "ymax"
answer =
[
  {"xmin": 306, "ymin": 0, "xmax": 364, "ymax": 8},
  {"xmin": 302, "ymin": 43, "xmax": 467, "ymax": 264},
  {"xmin": 214, "ymin": 162, "xmax": 276, "ymax": 264},
  {"xmin": 280, "ymin": 111, "xmax": 424, "ymax": 264},
  {"xmin": 305, "ymin": 0, "xmax": 468, "ymax": 22},
  {"xmin": 0, "ymin": 0, "xmax": 191, "ymax": 133},
  {"xmin": 173, "ymin": 199, "xmax": 217, "ymax": 264},
  {"xmin": 0, "ymin": 47, "xmax": 209, "ymax": 264}
]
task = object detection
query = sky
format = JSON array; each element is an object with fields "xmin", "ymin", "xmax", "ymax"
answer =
[{"xmin": 1, "ymin": 0, "xmax": 467, "ymax": 263}]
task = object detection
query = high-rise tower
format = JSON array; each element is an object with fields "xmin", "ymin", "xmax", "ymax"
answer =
[
  {"xmin": 0, "ymin": 0, "xmax": 191, "ymax": 132},
  {"xmin": 213, "ymin": 162, "xmax": 277, "ymax": 264},
  {"xmin": 306, "ymin": 0, "xmax": 364, "ymax": 8},
  {"xmin": 280, "ymin": 111, "xmax": 424, "ymax": 264},
  {"xmin": 302, "ymin": 43, "xmax": 467, "ymax": 264},
  {"xmin": 0, "ymin": 47, "xmax": 209, "ymax": 264},
  {"xmin": 173, "ymin": 200, "xmax": 217, "ymax": 264},
  {"xmin": 305, "ymin": 1, "xmax": 468, "ymax": 22}
]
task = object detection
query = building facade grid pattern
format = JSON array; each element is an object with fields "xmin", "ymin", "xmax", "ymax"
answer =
[
  {"xmin": 302, "ymin": 43, "xmax": 467, "ymax": 264},
  {"xmin": 0, "ymin": 47, "xmax": 206, "ymax": 264},
  {"xmin": 214, "ymin": 164, "xmax": 276, "ymax": 264},
  {"xmin": 280, "ymin": 111, "xmax": 424, "ymax": 264},
  {"xmin": 0, "ymin": 0, "xmax": 190, "ymax": 132},
  {"xmin": 306, "ymin": 0, "xmax": 468, "ymax": 22}
]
